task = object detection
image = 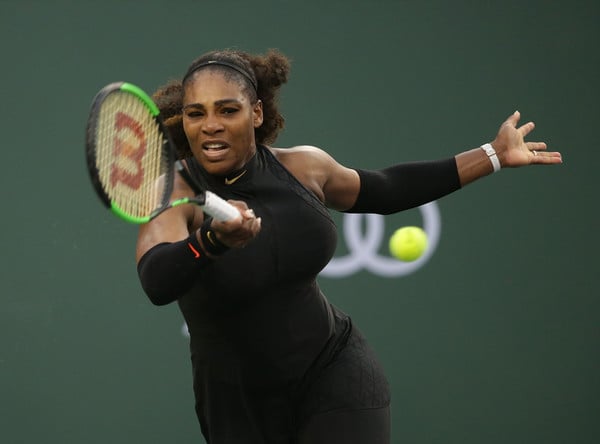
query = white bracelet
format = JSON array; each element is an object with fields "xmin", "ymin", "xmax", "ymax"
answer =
[{"xmin": 481, "ymin": 143, "xmax": 501, "ymax": 173}]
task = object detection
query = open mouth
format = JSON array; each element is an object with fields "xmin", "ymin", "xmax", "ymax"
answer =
[
  {"xmin": 203, "ymin": 142, "xmax": 229, "ymax": 151},
  {"xmin": 201, "ymin": 141, "xmax": 230, "ymax": 161}
]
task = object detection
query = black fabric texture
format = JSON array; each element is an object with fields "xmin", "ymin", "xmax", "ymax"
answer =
[
  {"xmin": 347, "ymin": 157, "xmax": 461, "ymax": 214},
  {"xmin": 137, "ymin": 233, "xmax": 210, "ymax": 306}
]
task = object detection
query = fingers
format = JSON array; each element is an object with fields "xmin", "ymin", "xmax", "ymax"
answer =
[
  {"xmin": 243, "ymin": 208, "xmax": 257, "ymax": 219},
  {"xmin": 506, "ymin": 110, "xmax": 521, "ymax": 127},
  {"xmin": 242, "ymin": 209, "xmax": 262, "ymax": 233},
  {"xmin": 530, "ymin": 149, "xmax": 563, "ymax": 164},
  {"xmin": 237, "ymin": 205, "xmax": 262, "ymax": 236},
  {"xmin": 527, "ymin": 141, "xmax": 547, "ymax": 152},
  {"xmin": 518, "ymin": 120, "xmax": 536, "ymax": 138},
  {"xmin": 528, "ymin": 141, "xmax": 563, "ymax": 164},
  {"xmin": 501, "ymin": 110, "xmax": 540, "ymax": 150},
  {"xmin": 209, "ymin": 200, "xmax": 262, "ymax": 248},
  {"xmin": 229, "ymin": 199, "xmax": 250, "ymax": 213},
  {"xmin": 506, "ymin": 110, "xmax": 535, "ymax": 136}
]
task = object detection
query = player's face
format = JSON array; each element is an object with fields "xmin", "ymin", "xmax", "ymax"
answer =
[{"xmin": 182, "ymin": 70, "xmax": 263, "ymax": 176}]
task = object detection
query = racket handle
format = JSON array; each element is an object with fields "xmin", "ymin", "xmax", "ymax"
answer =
[{"xmin": 203, "ymin": 191, "xmax": 241, "ymax": 221}]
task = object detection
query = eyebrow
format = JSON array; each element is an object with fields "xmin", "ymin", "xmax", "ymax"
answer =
[{"xmin": 182, "ymin": 98, "xmax": 242, "ymax": 110}]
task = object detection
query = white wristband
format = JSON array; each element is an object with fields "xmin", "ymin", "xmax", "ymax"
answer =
[{"xmin": 481, "ymin": 143, "xmax": 501, "ymax": 172}]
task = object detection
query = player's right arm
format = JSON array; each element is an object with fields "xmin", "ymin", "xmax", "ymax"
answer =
[
  {"xmin": 135, "ymin": 171, "xmax": 199, "ymax": 263},
  {"xmin": 135, "ymin": 169, "xmax": 262, "ymax": 305}
]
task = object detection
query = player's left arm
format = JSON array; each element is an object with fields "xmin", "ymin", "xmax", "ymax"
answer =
[{"xmin": 281, "ymin": 111, "xmax": 563, "ymax": 216}]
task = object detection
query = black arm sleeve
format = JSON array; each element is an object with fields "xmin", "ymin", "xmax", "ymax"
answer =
[
  {"xmin": 345, "ymin": 157, "xmax": 461, "ymax": 214},
  {"xmin": 137, "ymin": 234, "xmax": 210, "ymax": 306}
]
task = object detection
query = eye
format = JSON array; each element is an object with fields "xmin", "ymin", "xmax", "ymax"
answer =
[
  {"xmin": 185, "ymin": 110, "xmax": 204, "ymax": 118},
  {"xmin": 222, "ymin": 107, "xmax": 239, "ymax": 115}
]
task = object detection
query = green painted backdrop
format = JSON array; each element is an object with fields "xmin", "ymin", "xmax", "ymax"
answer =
[{"xmin": 1, "ymin": 0, "xmax": 598, "ymax": 443}]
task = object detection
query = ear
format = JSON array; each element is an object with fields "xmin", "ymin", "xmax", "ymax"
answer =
[{"xmin": 253, "ymin": 99, "xmax": 264, "ymax": 128}]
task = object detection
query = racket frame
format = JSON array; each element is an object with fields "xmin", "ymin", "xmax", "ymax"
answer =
[
  {"xmin": 86, "ymin": 81, "xmax": 177, "ymax": 223},
  {"xmin": 86, "ymin": 81, "xmax": 239, "ymax": 224}
]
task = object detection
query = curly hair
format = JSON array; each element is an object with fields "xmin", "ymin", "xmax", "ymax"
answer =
[{"xmin": 152, "ymin": 48, "xmax": 291, "ymax": 159}]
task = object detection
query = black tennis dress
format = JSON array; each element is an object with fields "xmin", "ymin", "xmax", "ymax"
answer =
[{"xmin": 178, "ymin": 145, "xmax": 391, "ymax": 444}]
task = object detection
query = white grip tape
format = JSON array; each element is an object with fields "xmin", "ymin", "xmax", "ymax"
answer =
[{"xmin": 203, "ymin": 191, "xmax": 240, "ymax": 221}]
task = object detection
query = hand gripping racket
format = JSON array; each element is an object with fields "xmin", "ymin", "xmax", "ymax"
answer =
[{"xmin": 85, "ymin": 82, "xmax": 240, "ymax": 224}]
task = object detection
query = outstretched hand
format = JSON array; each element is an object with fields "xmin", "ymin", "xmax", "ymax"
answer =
[{"xmin": 492, "ymin": 111, "xmax": 562, "ymax": 167}]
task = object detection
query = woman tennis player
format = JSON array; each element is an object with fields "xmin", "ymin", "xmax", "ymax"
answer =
[{"xmin": 135, "ymin": 48, "xmax": 561, "ymax": 444}]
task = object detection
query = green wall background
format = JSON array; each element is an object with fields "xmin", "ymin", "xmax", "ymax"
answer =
[{"xmin": 1, "ymin": 1, "xmax": 598, "ymax": 443}]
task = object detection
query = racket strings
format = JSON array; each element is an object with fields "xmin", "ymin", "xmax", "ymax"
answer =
[{"xmin": 95, "ymin": 91, "xmax": 170, "ymax": 218}]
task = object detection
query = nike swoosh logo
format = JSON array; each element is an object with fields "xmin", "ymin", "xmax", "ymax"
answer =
[
  {"xmin": 224, "ymin": 170, "xmax": 247, "ymax": 185},
  {"xmin": 187, "ymin": 242, "xmax": 201, "ymax": 258}
]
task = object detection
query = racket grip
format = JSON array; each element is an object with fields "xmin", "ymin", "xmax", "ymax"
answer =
[{"xmin": 202, "ymin": 191, "xmax": 241, "ymax": 221}]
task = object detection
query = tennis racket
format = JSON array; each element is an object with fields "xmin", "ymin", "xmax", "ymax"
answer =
[{"xmin": 85, "ymin": 81, "xmax": 240, "ymax": 224}]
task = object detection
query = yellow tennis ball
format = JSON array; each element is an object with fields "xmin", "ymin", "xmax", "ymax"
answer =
[{"xmin": 389, "ymin": 226, "xmax": 428, "ymax": 261}]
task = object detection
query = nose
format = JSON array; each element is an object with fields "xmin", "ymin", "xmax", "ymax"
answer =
[{"xmin": 202, "ymin": 113, "xmax": 224, "ymax": 135}]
